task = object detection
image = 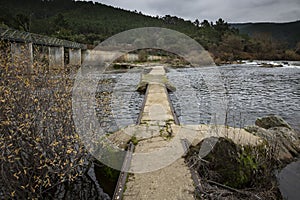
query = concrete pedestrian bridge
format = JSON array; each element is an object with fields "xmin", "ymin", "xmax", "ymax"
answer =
[
  {"xmin": 0, "ymin": 27, "xmax": 86, "ymax": 69},
  {"xmin": 109, "ymin": 66, "xmax": 261, "ymax": 200}
]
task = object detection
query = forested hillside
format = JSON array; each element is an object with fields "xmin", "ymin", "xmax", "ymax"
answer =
[
  {"xmin": 0, "ymin": 0, "xmax": 199, "ymax": 44},
  {"xmin": 1, "ymin": 0, "xmax": 299, "ymax": 62},
  {"xmin": 231, "ymin": 21, "xmax": 300, "ymax": 48}
]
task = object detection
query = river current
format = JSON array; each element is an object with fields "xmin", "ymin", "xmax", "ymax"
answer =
[
  {"xmin": 99, "ymin": 63, "xmax": 300, "ymax": 132},
  {"xmin": 167, "ymin": 64, "xmax": 300, "ymax": 131},
  {"xmin": 94, "ymin": 62, "xmax": 300, "ymax": 199}
]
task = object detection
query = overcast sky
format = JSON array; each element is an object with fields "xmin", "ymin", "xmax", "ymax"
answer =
[{"xmin": 89, "ymin": 0, "xmax": 300, "ymax": 23}]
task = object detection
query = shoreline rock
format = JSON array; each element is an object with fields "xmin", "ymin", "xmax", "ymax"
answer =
[
  {"xmin": 255, "ymin": 115, "xmax": 292, "ymax": 130},
  {"xmin": 186, "ymin": 136, "xmax": 281, "ymax": 199},
  {"xmin": 185, "ymin": 115, "xmax": 300, "ymax": 199},
  {"xmin": 246, "ymin": 115, "xmax": 300, "ymax": 164},
  {"xmin": 260, "ymin": 63, "xmax": 283, "ymax": 68}
]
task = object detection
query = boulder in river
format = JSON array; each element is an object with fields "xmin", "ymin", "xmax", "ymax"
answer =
[
  {"xmin": 260, "ymin": 63, "xmax": 283, "ymax": 68},
  {"xmin": 246, "ymin": 115, "xmax": 300, "ymax": 164},
  {"xmin": 255, "ymin": 115, "xmax": 292, "ymax": 130},
  {"xmin": 196, "ymin": 137, "xmax": 255, "ymax": 188},
  {"xmin": 186, "ymin": 136, "xmax": 279, "ymax": 193}
]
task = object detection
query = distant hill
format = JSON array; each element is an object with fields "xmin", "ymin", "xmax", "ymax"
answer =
[
  {"xmin": 0, "ymin": 0, "xmax": 197, "ymax": 44},
  {"xmin": 0, "ymin": 0, "xmax": 299, "ymax": 61},
  {"xmin": 231, "ymin": 21, "xmax": 300, "ymax": 47}
]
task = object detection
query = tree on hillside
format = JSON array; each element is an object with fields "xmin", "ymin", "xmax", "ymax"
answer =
[
  {"xmin": 14, "ymin": 14, "xmax": 30, "ymax": 32},
  {"xmin": 193, "ymin": 19, "xmax": 200, "ymax": 27},
  {"xmin": 214, "ymin": 18, "xmax": 230, "ymax": 34},
  {"xmin": 200, "ymin": 20, "xmax": 210, "ymax": 28},
  {"xmin": 53, "ymin": 13, "xmax": 69, "ymax": 30}
]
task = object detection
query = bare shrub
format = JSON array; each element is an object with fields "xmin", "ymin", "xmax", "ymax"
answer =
[{"xmin": 0, "ymin": 41, "xmax": 88, "ymax": 198}]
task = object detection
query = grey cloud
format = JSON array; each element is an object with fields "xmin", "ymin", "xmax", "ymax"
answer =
[
  {"xmin": 248, "ymin": 0, "xmax": 281, "ymax": 7},
  {"xmin": 94, "ymin": 0, "xmax": 300, "ymax": 22}
]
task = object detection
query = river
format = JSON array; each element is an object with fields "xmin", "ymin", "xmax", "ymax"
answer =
[
  {"xmin": 93, "ymin": 61, "xmax": 300, "ymax": 199},
  {"xmin": 167, "ymin": 63, "xmax": 300, "ymax": 131},
  {"xmin": 97, "ymin": 62, "xmax": 300, "ymax": 132}
]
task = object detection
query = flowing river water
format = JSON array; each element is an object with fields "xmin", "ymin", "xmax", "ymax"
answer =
[
  {"xmin": 167, "ymin": 64, "xmax": 300, "ymax": 131},
  {"xmin": 92, "ymin": 62, "xmax": 300, "ymax": 199}
]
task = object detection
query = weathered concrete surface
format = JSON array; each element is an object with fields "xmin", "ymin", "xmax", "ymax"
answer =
[
  {"xmin": 82, "ymin": 50, "xmax": 122, "ymax": 67},
  {"xmin": 180, "ymin": 124, "xmax": 262, "ymax": 146},
  {"xmin": 109, "ymin": 124, "xmax": 262, "ymax": 150},
  {"xmin": 117, "ymin": 53, "xmax": 163, "ymax": 62},
  {"xmin": 114, "ymin": 123, "xmax": 262, "ymax": 200},
  {"xmin": 123, "ymin": 158, "xmax": 195, "ymax": 200},
  {"xmin": 49, "ymin": 46, "xmax": 64, "ymax": 68},
  {"xmin": 139, "ymin": 66, "xmax": 176, "ymax": 126},
  {"xmin": 140, "ymin": 83, "xmax": 174, "ymax": 125},
  {"xmin": 69, "ymin": 48, "xmax": 81, "ymax": 65},
  {"xmin": 109, "ymin": 66, "xmax": 194, "ymax": 199}
]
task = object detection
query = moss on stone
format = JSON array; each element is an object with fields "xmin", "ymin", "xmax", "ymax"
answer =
[
  {"xmin": 129, "ymin": 136, "xmax": 139, "ymax": 146},
  {"xmin": 188, "ymin": 137, "xmax": 278, "ymax": 189}
]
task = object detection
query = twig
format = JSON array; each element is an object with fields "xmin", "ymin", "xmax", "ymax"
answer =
[{"xmin": 207, "ymin": 179, "xmax": 260, "ymax": 199}]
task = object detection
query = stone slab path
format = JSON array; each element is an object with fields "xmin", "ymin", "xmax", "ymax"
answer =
[{"xmin": 108, "ymin": 66, "xmax": 262, "ymax": 200}]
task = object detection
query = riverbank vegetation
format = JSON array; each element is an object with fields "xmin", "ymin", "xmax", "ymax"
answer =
[
  {"xmin": 0, "ymin": 41, "xmax": 92, "ymax": 198},
  {"xmin": 1, "ymin": 0, "xmax": 300, "ymax": 63}
]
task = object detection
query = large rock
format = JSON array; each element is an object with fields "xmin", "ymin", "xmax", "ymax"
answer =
[
  {"xmin": 246, "ymin": 126, "xmax": 299, "ymax": 163},
  {"xmin": 187, "ymin": 137, "xmax": 259, "ymax": 189},
  {"xmin": 246, "ymin": 116, "xmax": 300, "ymax": 163},
  {"xmin": 268, "ymin": 127, "xmax": 300, "ymax": 157},
  {"xmin": 255, "ymin": 115, "xmax": 292, "ymax": 130},
  {"xmin": 245, "ymin": 125, "xmax": 275, "ymax": 140},
  {"xmin": 186, "ymin": 136, "xmax": 283, "ymax": 198},
  {"xmin": 260, "ymin": 63, "xmax": 283, "ymax": 68}
]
